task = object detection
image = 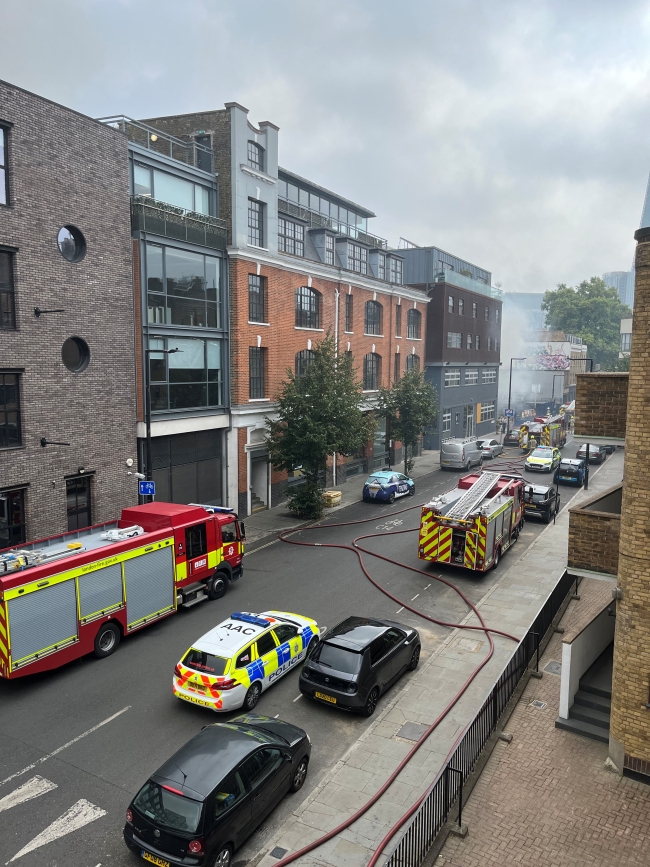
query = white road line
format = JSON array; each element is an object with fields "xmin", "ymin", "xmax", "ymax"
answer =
[
  {"xmin": 396, "ymin": 607, "xmax": 404, "ymax": 613},
  {"xmin": 424, "ymin": 584, "xmax": 431, "ymax": 590},
  {"xmin": 8, "ymin": 799, "xmax": 107, "ymax": 863},
  {"xmin": 0, "ymin": 707, "xmax": 131, "ymax": 787},
  {"xmin": 0, "ymin": 777, "xmax": 57, "ymax": 814},
  {"xmin": 274, "ymin": 714, "xmax": 279, "ymax": 719},
  {"xmin": 293, "ymin": 695, "xmax": 302, "ymax": 702},
  {"xmin": 411, "ymin": 594, "xmax": 420, "ymax": 601}
]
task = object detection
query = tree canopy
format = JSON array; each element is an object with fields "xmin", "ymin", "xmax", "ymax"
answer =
[
  {"xmin": 266, "ymin": 333, "xmax": 374, "ymax": 518},
  {"xmin": 377, "ymin": 368, "xmax": 438, "ymax": 475},
  {"xmin": 541, "ymin": 277, "xmax": 631, "ymax": 370}
]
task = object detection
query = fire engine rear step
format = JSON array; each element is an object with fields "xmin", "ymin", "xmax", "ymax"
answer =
[{"xmin": 445, "ymin": 472, "xmax": 501, "ymax": 520}]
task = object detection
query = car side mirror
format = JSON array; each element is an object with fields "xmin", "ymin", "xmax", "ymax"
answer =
[
  {"xmin": 283, "ymin": 751, "xmax": 292, "ymax": 762},
  {"xmin": 239, "ymin": 521, "xmax": 246, "ymax": 540}
]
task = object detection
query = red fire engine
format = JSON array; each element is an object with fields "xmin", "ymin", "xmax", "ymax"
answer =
[
  {"xmin": 0, "ymin": 502, "xmax": 245, "ymax": 679},
  {"xmin": 418, "ymin": 471, "xmax": 525, "ymax": 572}
]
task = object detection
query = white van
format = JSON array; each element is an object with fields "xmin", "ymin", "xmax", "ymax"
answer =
[{"xmin": 440, "ymin": 437, "xmax": 484, "ymax": 471}]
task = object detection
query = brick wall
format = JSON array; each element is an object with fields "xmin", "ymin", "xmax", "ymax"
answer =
[
  {"xmin": 0, "ymin": 81, "xmax": 137, "ymax": 540},
  {"xmin": 574, "ymin": 372, "xmax": 628, "ymax": 439},
  {"xmin": 568, "ymin": 485, "xmax": 622, "ymax": 576}
]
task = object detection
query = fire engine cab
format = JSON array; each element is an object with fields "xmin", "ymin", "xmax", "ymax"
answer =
[
  {"xmin": 519, "ymin": 413, "xmax": 568, "ymax": 450},
  {"xmin": 418, "ymin": 471, "xmax": 525, "ymax": 572},
  {"xmin": 0, "ymin": 502, "xmax": 244, "ymax": 679}
]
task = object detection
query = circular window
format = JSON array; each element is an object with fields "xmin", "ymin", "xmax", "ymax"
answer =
[
  {"xmin": 62, "ymin": 337, "xmax": 90, "ymax": 372},
  {"xmin": 57, "ymin": 225, "xmax": 87, "ymax": 263}
]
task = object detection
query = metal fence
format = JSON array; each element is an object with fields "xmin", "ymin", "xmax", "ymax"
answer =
[
  {"xmin": 131, "ymin": 197, "xmax": 228, "ymax": 251},
  {"xmin": 384, "ymin": 567, "xmax": 578, "ymax": 867}
]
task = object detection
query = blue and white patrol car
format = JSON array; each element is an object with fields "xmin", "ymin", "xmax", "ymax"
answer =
[
  {"xmin": 363, "ymin": 470, "xmax": 415, "ymax": 504},
  {"xmin": 173, "ymin": 610, "xmax": 320, "ymax": 712}
]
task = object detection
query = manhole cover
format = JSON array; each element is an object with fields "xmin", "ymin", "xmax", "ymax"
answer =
[
  {"xmin": 544, "ymin": 661, "xmax": 562, "ymax": 676},
  {"xmin": 270, "ymin": 847, "xmax": 288, "ymax": 859},
  {"xmin": 396, "ymin": 721, "xmax": 429, "ymax": 741},
  {"xmin": 530, "ymin": 699, "xmax": 547, "ymax": 710}
]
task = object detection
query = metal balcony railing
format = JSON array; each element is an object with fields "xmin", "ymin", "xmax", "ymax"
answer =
[
  {"xmin": 131, "ymin": 196, "xmax": 228, "ymax": 251},
  {"xmin": 278, "ymin": 198, "xmax": 387, "ymax": 249},
  {"xmin": 99, "ymin": 116, "xmax": 213, "ymax": 173}
]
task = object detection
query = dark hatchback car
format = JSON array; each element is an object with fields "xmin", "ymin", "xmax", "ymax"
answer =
[
  {"xmin": 299, "ymin": 616, "xmax": 420, "ymax": 716},
  {"xmin": 523, "ymin": 484, "xmax": 560, "ymax": 523},
  {"xmin": 576, "ymin": 443, "xmax": 608, "ymax": 464},
  {"xmin": 554, "ymin": 458, "xmax": 585, "ymax": 487},
  {"xmin": 124, "ymin": 715, "xmax": 310, "ymax": 867}
]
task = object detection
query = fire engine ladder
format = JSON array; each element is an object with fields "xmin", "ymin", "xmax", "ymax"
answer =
[{"xmin": 445, "ymin": 472, "xmax": 502, "ymax": 520}]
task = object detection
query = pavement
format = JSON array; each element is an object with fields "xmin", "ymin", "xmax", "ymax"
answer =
[
  {"xmin": 250, "ymin": 448, "xmax": 625, "ymax": 867},
  {"xmin": 439, "ymin": 578, "xmax": 650, "ymax": 867}
]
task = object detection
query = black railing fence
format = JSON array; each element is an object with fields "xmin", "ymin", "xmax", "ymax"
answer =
[{"xmin": 384, "ymin": 568, "xmax": 577, "ymax": 867}]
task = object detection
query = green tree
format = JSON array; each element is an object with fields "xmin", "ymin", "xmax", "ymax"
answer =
[
  {"xmin": 267, "ymin": 333, "xmax": 374, "ymax": 519},
  {"xmin": 377, "ymin": 368, "xmax": 438, "ymax": 475},
  {"xmin": 541, "ymin": 277, "xmax": 631, "ymax": 370}
]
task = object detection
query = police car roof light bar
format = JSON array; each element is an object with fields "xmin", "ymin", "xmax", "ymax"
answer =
[{"xmin": 231, "ymin": 612, "xmax": 271, "ymax": 627}]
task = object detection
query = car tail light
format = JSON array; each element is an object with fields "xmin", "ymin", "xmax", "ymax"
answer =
[
  {"xmin": 462, "ymin": 450, "xmax": 465, "ymax": 460},
  {"xmin": 216, "ymin": 678, "xmax": 238, "ymax": 690},
  {"xmin": 174, "ymin": 664, "xmax": 182, "ymax": 678},
  {"xmin": 188, "ymin": 840, "xmax": 203, "ymax": 854},
  {"xmin": 126, "ymin": 808, "xmax": 133, "ymax": 824}
]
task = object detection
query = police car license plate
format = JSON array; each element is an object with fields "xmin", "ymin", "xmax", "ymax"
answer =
[
  {"xmin": 190, "ymin": 682, "xmax": 207, "ymax": 691},
  {"xmin": 142, "ymin": 852, "xmax": 170, "ymax": 867},
  {"xmin": 315, "ymin": 691, "xmax": 336, "ymax": 704}
]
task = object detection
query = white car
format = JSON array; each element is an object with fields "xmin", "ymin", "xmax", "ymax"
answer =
[{"xmin": 477, "ymin": 438, "xmax": 503, "ymax": 459}]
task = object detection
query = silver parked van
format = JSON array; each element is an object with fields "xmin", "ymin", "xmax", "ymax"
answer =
[{"xmin": 440, "ymin": 437, "xmax": 484, "ymax": 471}]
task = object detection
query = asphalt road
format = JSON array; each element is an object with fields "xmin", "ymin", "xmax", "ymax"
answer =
[{"xmin": 0, "ymin": 443, "xmax": 586, "ymax": 867}]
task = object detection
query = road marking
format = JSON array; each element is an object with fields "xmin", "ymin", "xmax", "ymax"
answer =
[
  {"xmin": 274, "ymin": 714, "xmax": 280, "ymax": 719},
  {"xmin": 411, "ymin": 594, "xmax": 420, "ymax": 601},
  {"xmin": 396, "ymin": 607, "xmax": 404, "ymax": 613},
  {"xmin": 293, "ymin": 695, "xmax": 302, "ymax": 702},
  {"xmin": 7, "ymin": 799, "xmax": 107, "ymax": 863},
  {"xmin": 424, "ymin": 584, "xmax": 431, "ymax": 590},
  {"xmin": 0, "ymin": 777, "xmax": 57, "ymax": 814},
  {"xmin": 0, "ymin": 707, "xmax": 131, "ymax": 788}
]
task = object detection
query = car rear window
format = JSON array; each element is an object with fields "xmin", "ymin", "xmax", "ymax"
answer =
[
  {"xmin": 365, "ymin": 476, "xmax": 384, "ymax": 485},
  {"xmin": 133, "ymin": 781, "xmax": 203, "ymax": 833},
  {"xmin": 313, "ymin": 642, "xmax": 362, "ymax": 674},
  {"xmin": 532, "ymin": 492, "xmax": 550, "ymax": 503},
  {"xmin": 182, "ymin": 649, "xmax": 228, "ymax": 676},
  {"xmin": 560, "ymin": 463, "xmax": 578, "ymax": 473}
]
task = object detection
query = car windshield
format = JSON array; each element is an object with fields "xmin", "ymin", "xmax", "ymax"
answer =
[
  {"xmin": 182, "ymin": 649, "xmax": 228, "ymax": 676},
  {"xmin": 531, "ymin": 448, "xmax": 552, "ymax": 458},
  {"xmin": 313, "ymin": 642, "xmax": 362, "ymax": 674},
  {"xmin": 532, "ymin": 492, "xmax": 550, "ymax": 503},
  {"xmin": 133, "ymin": 781, "xmax": 203, "ymax": 833}
]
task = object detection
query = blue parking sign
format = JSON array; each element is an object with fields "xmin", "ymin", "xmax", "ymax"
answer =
[{"xmin": 139, "ymin": 480, "xmax": 155, "ymax": 497}]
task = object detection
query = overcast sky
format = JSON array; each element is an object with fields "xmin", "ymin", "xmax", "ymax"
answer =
[{"xmin": 3, "ymin": 0, "xmax": 649, "ymax": 292}]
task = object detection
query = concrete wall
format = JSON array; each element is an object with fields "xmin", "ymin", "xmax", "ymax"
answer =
[
  {"xmin": 574, "ymin": 372, "xmax": 628, "ymax": 440},
  {"xmin": 559, "ymin": 606, "xmax": 615, "ymax": 718},
  {"xmin": 568, "ymin": 484, "xmax": 622, "ymax": 577}
]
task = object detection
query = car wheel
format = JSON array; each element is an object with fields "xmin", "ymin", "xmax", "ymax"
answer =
[
  {"xmin": 93, "ymin": 623, "xmax": 120, "ymax": 659},
  {"xmin": 212, "ymin": 845, "xmax": 233, "ymax": 867},
  {"xmin": 408, "ymin": 645, "xmax": 421, "ymax": 671},
  {"xmin": 244, "ymin": 682, "xmax": 262, "ymax": 710},
  {"xmin": 492, "ymin": 547, "xmax": 500, "ymax": 570},
  {"xmin": 408, "ymin": 485, "xmax": 416, "ymax": 497},
  {"xmin": 464, "ymin": 461, "xmax": 471, "ymax": 471},
  {"xmin": 363, "ymin": 687, "xmax": 380, "ymax": 717},
  {"xmin": 290, "ymin": 757, "xmax": 309, "ymax": 792},
  {"xmin": 208, "ymin": 573, "xmax": 227, "ymax": 600},
  {"xmin": 479, "ymin": 457, "xmax": 484, "ymax": 467},
  {"xmin": 389, "ymin": 492, "xmax": 395, "ymax": 504}
]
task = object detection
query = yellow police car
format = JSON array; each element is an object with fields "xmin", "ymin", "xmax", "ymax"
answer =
[
  {"xmin": 524, "ymin": 446, "xmax": 562, "ymax": 473},
  {"xmin": 173, "ymin": 611, "xmax": 320, "ymax": 712}
]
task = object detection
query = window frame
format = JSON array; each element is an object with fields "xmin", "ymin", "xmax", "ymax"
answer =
[
  {"xmin": 466, "ymin": 333, "xmax": 472, "ymax": 350},
  {"xmin": 446, "ymin": 332, "xmax": 462, "ymax": 349},
  {"xmin": 295, "ymin": 286, "xmax": 321, "ymax": 329},
  {"xmin": 247, "ymin": 141, "xmax": 264, "ymax": 172},
  {"xmin": 394, "ymin": 353, "xmax": 400, "ymax": 382},
  {"xmin": 0, "ymin": 249, "xmax": 16, "ymax": 330},
  {"xmin": 248, "ymin": 198, "xmax": 264, "ymax": 247},
  {"xmin": 485, "ymin": 306, "xmax": 490, "ymax": 321},
  {"xmin": 363, "ymin": 353, "xmax": 381, "ymax": 391},
  {"xmin": 278, "ymin": 217, "xmax": 305, "ymax": 257},
  {"xmin": 472, "ymin": 302, "xmax": 477, "ymax": 318},
  {"xmin": 0, "ymin": 124, "xmax": 8, "ymax": 207},
  {"xmin": 465, "ymin": 369, "xmax": 478, "ymax": 385},
  {"xmin": 348, "ymin": 242, "xmax": 368, "ymax": 275},
  {"xmin": 480, "ymin": 402, "xmax": 495, "ymax": 423},
  {"xmin": 248, "ymin": 274, "xmax": 266, "ymax": 323},
  {"xmin": 487, "ymin": 337, "xmax": 492, "ymax": 351},
  {"xmin": 395, "ymin": 304, "xmax": 402, "ymax": 337},
  {"xmin": 249, "ymin": 346, "xmax": 266, "ymax": 399},
  {"xmin": 405, "ymin": 354, "xmax": 420, "ymax": 372},
  {"xmin": 0, "ymin": 487, "xmax": 26, "ymax": 546},
  {"xmin": 458, "ymin": 299, "xmax": 464, "ymax": 315},
  {"xmin": 389, "ymin": 257, "xmax": 402, "ymax": 284},
  {"xmin": 148, "ymin": 335, "xmax": 224, "ymax": 412},
  {"xmin": 0, "ymin": 370, "xmax": 22, "ymax": 448},
  {"xmin": 442, "ymin": 410, "xmax": 452, "ymax": 432},
  {"xmin": 444, "ymin": 369, "xmax": 461, "ymax": 388},
  {"xmin": 145, "ymin": 242, "xmax": 222, "ymax": 330},
  {"xmin": 448, "ymin": 295, "xmax": 454, "ymax": 314},
  {"xmin": 325, "ymin": 234, "xmax": 335, "ymax": 266},
  {"xmin": 345, "ymin": 294, "xmax": 354, "ymax": 332},
  {"xmin": 482, "ymin": 368, "xmax": 497, "ymax": 384},
  {"xmin": 295, "ymin": 349, "xmax": 315, "ymax": 377},
  {"xmin": 476, "ymin": 334, "xmax": 480, "ymax": 350},
  {"xmin": 406, "ymin": 308, "xmax": 421, "ymax": 340},
  {"xmin": 364, "ymin": 300, "xmax": 383, "ymax": 336}
]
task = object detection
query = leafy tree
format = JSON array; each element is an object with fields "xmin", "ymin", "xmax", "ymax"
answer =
[
  {"xmin": 377, "ymin": 368, "xmax": 438, "ymax": 476},
  {"xmin": 541, "ymin": 277, "xmax": 631, "ymax": 370},
  {"xmin": 267, "ymin": 333, "xmax": 374, "ymax": 519},
  {"xmin": 612, "ymin": 355, "xmax": 630, "ymax": 372}
]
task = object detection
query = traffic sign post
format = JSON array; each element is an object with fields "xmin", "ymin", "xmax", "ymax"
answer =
[
  {"xmin": 504, "ymin": 409, "xmax": 514, "ymax": 418},
  {"xmin": 139, "ymin": 480, "xmax": 155, "ymax": 498}
]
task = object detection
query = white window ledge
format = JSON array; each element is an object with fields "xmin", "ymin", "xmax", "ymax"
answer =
[
  {"xmin": 249, "ymin": 321, "xmax": 271, "ymax": 326},
  {"xmin": 294, "ymin": 326, "xmax": 324, "ymax": 332},
  {"xmin": 406, "ymin": 337, "xmax": 423, "ymax": 341},
  {"xmin": 247, "ymin": 243, "xmax": 270, "ymax": 252},
  {"xmin": 364, "ymin": 333, "xmax": 384, "ymax": 338},
  {"xmin": 344, "ymin": 330, "xmax": 354, "ymax": 335},
  {"xmin": 362, "ymin": 389, "xmax": 379, "ymax": 393},
  {"xmin": 248, "ymin": 398, "xmax": 271, "ymax": 402}
]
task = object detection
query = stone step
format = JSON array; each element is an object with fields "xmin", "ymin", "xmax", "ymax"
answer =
[
  {"xmin": 555, "ymin": 715, "xmax": 609, "ymax": 744},
  {"xmin": 579, "ymin": 680, "xmax": 612, "ymax": 700},
  {"xmin": 570, "ymin": 704, "xmax": 610, "ymax": 730},
  {"xmin": 573, "ymin": 689, "xmax": 612, "ymax": 714}
]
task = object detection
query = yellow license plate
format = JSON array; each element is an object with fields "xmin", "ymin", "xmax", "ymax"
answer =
[
  {"xmin": 190, "ymin": 681, "xmax": 207, "ymax": 691},
  {"xmin": 142, "ymin": 852, "xmax": 170, "ymax": 867},
  {"xmin": 315, "ymin": 691, "xmax": 337, "ymax": 704}
]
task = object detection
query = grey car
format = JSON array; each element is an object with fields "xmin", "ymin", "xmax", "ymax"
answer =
[{"xmin": 477, "ymin": 438, "xmax": 504, "ymax": 459}]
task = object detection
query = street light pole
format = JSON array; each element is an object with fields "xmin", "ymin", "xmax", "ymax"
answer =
[
  {"xmin": 144, "ymin": 345, "xmax": 181, "ymax": 500},
  {"xmin": 507, "ymin": 357, "xmax": 527, "ymax": 434}
]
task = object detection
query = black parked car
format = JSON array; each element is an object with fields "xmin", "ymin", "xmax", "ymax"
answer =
[
  {"xmin": 299, "ymin": 616, "xmax": 420, "ymax": 716},
  {"xmin": 523, "ymin": 484, "xmax": 560, "ymax": 523},
  {"xmin": 124, "ymin": 714, "xmax": 310, "ymax": 867},
  {"xmin": 576, "ymin": 443, "xmax": 608, "ymax": 464}
]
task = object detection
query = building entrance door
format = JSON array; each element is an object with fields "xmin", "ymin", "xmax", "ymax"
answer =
[
  {"xmin": 250, "ymin": 451, "xmax": 269, "ymax": 513},
  {"xmin": 66, "ymin": 477, "xmax": 91, "ymax": 531}
]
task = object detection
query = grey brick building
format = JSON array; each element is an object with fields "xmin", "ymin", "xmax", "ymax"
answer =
[{"xmin": 0, "ymin": 80, "xmax": 137, "ymax": 544}]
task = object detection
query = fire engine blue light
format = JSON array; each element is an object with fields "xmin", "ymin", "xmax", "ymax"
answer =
[{"xmin": 231, "ymin": 612, "xmax": 271, "ymax": 627}]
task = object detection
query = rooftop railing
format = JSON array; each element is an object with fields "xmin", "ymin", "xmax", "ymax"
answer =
[
  {"xmin": 278, "ymin": 197, "xmax": 387, "ymax": 249},
  {"xmin": 131, "ymin": 196, "xmax": 227, "ymax": 251},
  {"xmin": 435, "ymin": 269, "xmax": 501, "ymax": 300},
  {"xmin": 99, "ymin": 116, "xmax": 213, "ymax": 173}
]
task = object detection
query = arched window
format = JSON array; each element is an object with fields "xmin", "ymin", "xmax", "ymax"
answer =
[
  {"xmin": 407, "ymin": 308, "xmax": 421, "ymax": 339},
  {"xmin": 363, "ymin": 353, "xmax": 381, "ymax": 390},
  {"xmin": 295, "ymin": 287, "xmax": 321, "ymax": 329},
  {"xmin": 247, "ymin": 141, "xmax": 264, "ymax": 171},
  {"xmin": 405, "ymin": 354, "xmax": 420, "ymax": 372},
  {"xmin": 295, "ymin": 349, "xmax": 315, "ymax": 377},
  {"xmin": 364, "ymin": 300, "xmax": 383, "ymax": 335}
]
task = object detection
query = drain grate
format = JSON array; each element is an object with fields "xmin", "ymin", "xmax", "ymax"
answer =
[
  {"xmin": 270, "ymin": 848, "xmax": 289, "ymax": 859},
  {"xmin": 530, "ymin": 699, "xmax": 547, "ymax": 710},
  {"xmin": 544, "ymin": 661, "xmax": 562, "ymax": 676},
  {"xmin": 396, "ymin": 721, "xmax": 429, "ymax": 741}
]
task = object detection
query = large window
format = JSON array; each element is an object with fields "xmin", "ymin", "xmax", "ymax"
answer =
[
  {"xmin": 389, "ymin": 257, "xmax": 402, "ymax": 284},
  {"xmin": 465, "ymin": 369, "xmax": 478, "ymax": 385},
  {"xmin": 249, "ymin": 347, "xmax": 266, "ymax": 399},
  {"xmin": 0, "ymin": 488, "xmax": 25, "ymax": 547},
  {"xmin": 151, "ymin": 430, "xmax": 223, "ymax": 506},
  {"xmin": 325, "ymin": 235, "xmax": 334, "ymax": 265},
  {"xmin": 295, "ymin": 287, "xmax": 321, "ymax": 329},
  {"xmin": 448, "ymin": 296, "xmax": 454, "ymax": 313},
  {"xmin": 348, "ymin": 243, "xmax": 368, "ymax": 275},
  {"xmin": 278, "ymin": 218, "xmax": 304, "ymax": 256},
  {"xmin": 0, "ymin": 126, "xmax": 7, "ymax": 206},
  {"xmin": 466, "ymin": 333, "xmax": 473, "ymax": 350},
  {"xmin": 146, "ymin": 244, "xmax": 222, "ymax": 329},
  {"xmin": 66, "ymin": 477, "xmax": 91, "ymax": 531},
  {"xmin": 442, "ymin": 410, "xmax": 451, "ymax": 432},
  {"xmin": 0, "ymin": 372, "xmax": 21, "ymax": 448},
  {"xmin": 444, "ymin": 368, "xmax": 460, "ymax": 387},
  {"xmin": 376, "ymin": 254, "xmax": 386, "ymax": 281},
  {"xmin": 407, "ymin": 308, "xmax": 421, "ymax": 339},
  {"xmin": 248, "ymin": 274, "xmax": 265, "ymax": 323},
  {"xmin": 295, "ymin": 349, "xmax": 315, "ymax": 377},
  {"xmin": 248, "ymin": 199, "xmax": 264, "ymax": 247},
  {"xmin": 405, "ymin": 354, "xmax": 420, "ymax": 372},
  {"xmin": 149, "ymin": 336, "xmax": 223, "ymax": 411},
  {"xmin": 363, "ymin": 353, "xmax": 381, "ymax": 390},
  {"xmin": 133, "ymin": 164, "xmax": 210, "ymax": 214},
  {"xmin": 621, "ymin": 332, "xmax": 632, "ymax": 353},
  {"xmin": 458, "ymin": 299, "xmax": 464, "ymax": 315},
  {"xmin": 394, "ymin": 353, "xmax": 400, "ymax": 382},
  {"xmin": 472, "ymin": 302, "xmax": 477, "ymax": 318},
  {"xmin": 482, "ymin": 368, "xmax": 497, "ymax": 384},
  {"xmin": 364, "ymin": 300, "xmax": 383, "ymax": 335},
  {"xmin": 481, "ymin": 402, "xmax": 495, "ymax": 422},
  {"xmin": 277, "ymin": 178, "xmax": 368, "ymax": 234},
  {"xmin": 345, "ymin": 294, "xmax": 353, "ymax": 332},
  {"xmin": 395, "ymin": 304, "xmax": 402, "ymax": 337},
  {"xmin": 247, "ymin": 141, "xmax": 264, "ymax": 171},
  {"xmin": 0, "ymin": 250, "xmax": 15, "ymax": 329},
  {"xmin": 447, "ymin": 332, "xmax": 462, "ymax": 349}
]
